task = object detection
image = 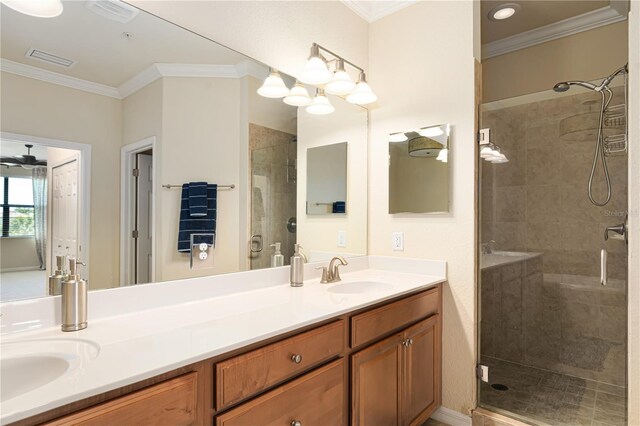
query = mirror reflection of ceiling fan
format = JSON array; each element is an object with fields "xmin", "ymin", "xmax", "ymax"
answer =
[{"xmin": 0, "ymin": 144, "xmax": 47, "ymax": 169}]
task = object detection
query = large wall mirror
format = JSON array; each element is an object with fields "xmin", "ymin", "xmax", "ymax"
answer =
[
  {"xmin": 388, "ymin": 124, "xmax": 451, "ymax": 214},
  {"xmin": 0, "ymin": 1, "xmax": 368, "ymax": 302}
]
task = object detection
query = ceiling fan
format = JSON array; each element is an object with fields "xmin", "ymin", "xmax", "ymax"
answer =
[{"xmin": 0, "ymin": 144, "xmax": 47, "ymax": 169}]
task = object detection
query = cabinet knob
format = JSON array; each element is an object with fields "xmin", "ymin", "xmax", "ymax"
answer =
[
  {"xmin": 408, "ymin": 338, "xmax": 413, "ymax": 346},
  {"xmin": 291, "ymin": 354, "xmax": 303, "ymax": 364},
  {"xmin": 291, "ymin": 421, "xmax": 302, "ymax": 426}
]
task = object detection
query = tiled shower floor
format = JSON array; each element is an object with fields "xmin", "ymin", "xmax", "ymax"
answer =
[{"xmin": 479, "ymin": 358, "xmax": 627, "ymax": 426}]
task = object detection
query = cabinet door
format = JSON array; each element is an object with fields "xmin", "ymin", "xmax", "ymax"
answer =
[
  {"xmin": 404, "ymin": 315, "xmax": 440, "ymax": 426},
  {"xmin": 351, "ymin": 332, "xmax": 404, "ymax": 426}
]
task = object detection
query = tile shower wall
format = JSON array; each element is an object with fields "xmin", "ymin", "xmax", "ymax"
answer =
[
  {"xmin": 480, "ymin": 88, "xmax": 628, "ymax": 386},
  {"xmin": 249, "ymin": 123, "xmax": 297, "ymax": 269}
]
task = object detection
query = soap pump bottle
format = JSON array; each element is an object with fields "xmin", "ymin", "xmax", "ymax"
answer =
[
  {"xmin": 48, "ymin": 255, "xmax": 67, "ymax": 296},
  {"xmin": 270, "ymin": 243, "xmax": 284, "ymax": 267},
  {"xmin": 61, "ymin": 259, "xmax": 88, "ymax": 332},
  {"xmin": 290, "ymin": 244, "xmax": 305, "ymax": 287}
]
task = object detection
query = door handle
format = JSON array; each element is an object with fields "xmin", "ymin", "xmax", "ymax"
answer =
[
  {"xmin": 250, "ymin": 234, "xmax": 263, "ymax": 253},
  {"xmin": 601, "ymin": 249, "xmax": 608, "ymax": 286}
]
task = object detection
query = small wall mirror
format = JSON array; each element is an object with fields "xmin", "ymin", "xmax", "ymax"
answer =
[
  {"xmin": 389, "ymin": 124, "xmax": 450, "ymax": 214},
  {"xmin": 306, "ymin": 142, "xmax": 347, "ymax": 215}
]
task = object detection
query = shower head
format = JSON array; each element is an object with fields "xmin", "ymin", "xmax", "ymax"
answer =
[{"xmin": 552, "ymin": 80, "xmax": 598, "ymax": 92}]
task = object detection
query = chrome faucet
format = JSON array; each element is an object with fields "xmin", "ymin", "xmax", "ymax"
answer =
[{"xmin": 317, "ymin": 256, "xmax": 348, "ymax": 283}]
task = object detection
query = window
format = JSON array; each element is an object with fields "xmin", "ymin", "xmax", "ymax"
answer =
[{"xmin": 1, "ymin": 176, "xmax": 35, "ymax": 237}]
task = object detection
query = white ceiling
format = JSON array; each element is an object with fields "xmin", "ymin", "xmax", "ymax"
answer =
[
  {"xmin": 0, "ymin": 0, "xmax": 249, "ymax": 87},
  {"xmin": 340, "ymin": 1, "xmax": 417, "ymax": 23}
]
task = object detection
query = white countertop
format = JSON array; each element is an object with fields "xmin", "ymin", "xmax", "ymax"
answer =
[{"xmin": 0, "ymin": 256, "xmax": 446, "ymax": 424}]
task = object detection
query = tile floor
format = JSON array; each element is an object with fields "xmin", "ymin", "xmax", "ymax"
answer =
[{"xmin": 479, "ymin": 357, "xmax": 627, "ymax": 426}]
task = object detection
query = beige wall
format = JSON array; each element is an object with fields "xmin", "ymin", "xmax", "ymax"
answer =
[
  {"xmin": 0, "ymin": 238, "xmax": 39, "ymax": 270},
  {"xmin": 297, "ymin": 96, "xmax": 368, "ymax": 257},
  {"xmin": 483, "ymin": 21, "xmax": 628, "ymax": 102},
  {"xmin": 369, "ymin": 1, "xmax": 478, "ymax": 415},
  {"xmin": 158, "ymin": 77, "xmax": 242, "ymax": 281},
  {"xmin": 247, "ymin": 76, "xmax": 297, "ymax": 135},
  {"xmin": 0, "ymin": 71, "xmax": 122, "ymax": 290}
]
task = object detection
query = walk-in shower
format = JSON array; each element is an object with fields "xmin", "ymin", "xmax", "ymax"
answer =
[
  {"xmin": 478, "ymin": 67, "xmax": 629, "ymax": 425},
  {"xmin": 552, "ymin": 64, "xmax": 628, "ymax": 206}
]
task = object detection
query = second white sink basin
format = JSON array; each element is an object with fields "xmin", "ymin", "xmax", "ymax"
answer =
[
  {"xmin": 327, "ymin": 281, "xmax": 393, "ymax": 294},
  {"xmin": 1, "ymin": 338, "xmax": 100, "ymax": 402}
]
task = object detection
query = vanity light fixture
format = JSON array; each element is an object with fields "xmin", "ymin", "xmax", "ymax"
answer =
[
  {"xmin": 300, "ymin": 44, "xmax": 333, "ymax": 85},
  {"xmin": 283, "ymin": 81, "xmax": 312, "ymax": 106},
  {"xmin": 488, "ymin": 3, "xmax": 520, "ymax": 21},
  {"xmin": 306, "ymin": 89, "xmax": 335, "ymax": 115},
  {"xmin": 1, "ymin": 0, "xmax": 63, "ymax": 17},
  {"xmin": 436, "ymin": 148, "xmax": 448, "ymax": 163},
  {"xmin": 257, "ymin": 68, "xmax": 289, "ymax": 98},
  {"xmin": 325, "ymin": 59, "xmax": 356, "ymax": 95},
  {"xmin": 389, "ymin": 132, "xmax": 409, "ymax": 143},
  {"xmin": 419, "ymin": 126, "xmax": 445, "ymax": 138},
  {"xmin": 347, "ymin": 71, "xmax": 377, "ymax": 105}
]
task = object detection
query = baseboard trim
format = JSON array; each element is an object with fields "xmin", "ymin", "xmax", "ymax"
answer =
[{"xmin": 432, "ymin": 406, "xmax": 472, "ymax": 426}]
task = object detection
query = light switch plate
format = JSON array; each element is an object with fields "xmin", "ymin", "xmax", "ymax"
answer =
[
  {"xmin": 337, "ymin": 230, "xmax": 347, "ymax": 248},
  {"xmin": 392, "ymin": 232, "xmax": 404, "ymax": 251}
]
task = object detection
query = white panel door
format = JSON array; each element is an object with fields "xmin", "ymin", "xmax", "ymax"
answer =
[
  {"xmin": 51, "ymin": 159, "xmax": 79, "ymax": 266},
  {"xmin": 136, "ymin": 153, "xmax": 153, "ymax": 284}
]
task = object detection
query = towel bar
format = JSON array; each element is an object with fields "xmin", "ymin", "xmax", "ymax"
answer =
[{"xmin": 162, "ymin": 184, "xmax": 235, "ymax": 189}]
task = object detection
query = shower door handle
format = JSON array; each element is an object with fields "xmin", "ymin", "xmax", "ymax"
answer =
[
  {"xmin": 601, "ymin": 249, "xmax": 608, "ymax": 286},
  {"xmin": 250, "ymin": 234, "xmax": 263, "ymax": 253}
]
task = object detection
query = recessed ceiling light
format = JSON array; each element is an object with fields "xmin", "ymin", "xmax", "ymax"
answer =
[{"xmin": 488, "ymin": 3, "xmax": 520, "ymax": 21}]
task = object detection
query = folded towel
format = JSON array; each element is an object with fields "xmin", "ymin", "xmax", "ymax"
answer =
[
  {"xmin": 178, "ymin": 183, "xmax": 217, "ymax": 252},
  {"xmin": 188, "ymin": 181, "xmax": 208, "ymax": 217},
  {"xmin": 333, "ymin": 201, "xmax": 346, "ymax": 213}
]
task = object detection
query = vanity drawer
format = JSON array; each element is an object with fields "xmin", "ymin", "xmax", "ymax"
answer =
[
  {"xmin": 215, "ymin": 358, "xmax": 345, "ymax": 426},
  {"xmin": 45, "ymin": 373, "xmax": 197, "ymax": 426},
  {"xmin": 351, "ymin": 287, "xmax": 439, "ymax": 348},
  {"xmin": 215, "ymin": 319, "xmax": 345, "ymax": 410}
]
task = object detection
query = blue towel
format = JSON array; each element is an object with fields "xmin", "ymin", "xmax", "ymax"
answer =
[
  {"xmin": 178, "ymin": 183, "xmax": 217, "ymax": 253},
  {"xmin": 333, "ymin": 201, "xmax": 346, "ymax": 213},
  {"xmin": 188, "ymin": 181, "xmax": 208, "ymax": 217}
]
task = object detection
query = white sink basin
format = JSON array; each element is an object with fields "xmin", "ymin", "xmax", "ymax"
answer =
[
  {"xmin": 1, "ymin": 338, "xmax": 100, "ymax": 402},
  {"xmin": 327, "ymin": 281, "xmax": 394, "ymax": 294}
]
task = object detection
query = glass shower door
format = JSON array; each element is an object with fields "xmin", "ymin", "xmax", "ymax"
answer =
[{"xmin": 477, "ymin": 80, "xmax": 628, "ymax": 425}]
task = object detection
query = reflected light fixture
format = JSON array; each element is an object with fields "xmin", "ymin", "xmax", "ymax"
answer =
[
  {"xmin": 300, "ymin": 44, "xmax": 333, "ymax": 85},
  {"xmin": 325, "ymin": 59, "xmax": 356, "ymax": 95},
  {"xmin": 389, "ymin": 132, "xmax": 408, "ymax": 143},
  {"xmin": 257, "ymin": 68, "xmax": 289, "ymax": 98},
  {"xmin": 1, "ymin": 0, "xmax": 63, "ymax": 17},
  {"xmin": 347, "ymin": 71, "xmax": 377, "ymax": 105},
  {"xmin": 306, "ymin": 89, "xmax": 335, "ymax": 115},
  {"xmin": 283, "ymin": 81, "xmax": 311, "ymax": 106},
  {"xmin": 488, "ymin": 3, "xmax": 520, "ymax": 21},
  {"xmin": 419, "ymin": 126, "xmax": 444, "ymax": 138},
  {"xmin": 436, "ymin": 148, "xmax": 448, "ymax": 163}
]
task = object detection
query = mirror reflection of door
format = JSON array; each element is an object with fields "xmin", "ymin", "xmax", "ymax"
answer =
[
  {"xmin": 51, "ymin": 157, "xmax": 79, "ymax": 267},
  {"xmin": 135, "ymin": 151, "xmax": 152, "ymax": 284}
]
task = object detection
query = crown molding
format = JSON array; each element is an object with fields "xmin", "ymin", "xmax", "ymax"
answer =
[
  {"xmin": 340, "ymin": 1, "xmax": 417, "ymax": 23},
  {"xmin": 0, "ymin": 59, "xmax": 121, "ymax": 99},
  {"xmin": 482, "ymin": 6, "xmax": 627, "ymax": 59},
  {"xmin": 2, "ymin": 60, "xmax": 270, "ymax": 100}
]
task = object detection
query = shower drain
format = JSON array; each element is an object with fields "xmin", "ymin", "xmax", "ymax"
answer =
[{"xmin": 491, "ymin": 383, "xmax": 509, "ymax": 391}]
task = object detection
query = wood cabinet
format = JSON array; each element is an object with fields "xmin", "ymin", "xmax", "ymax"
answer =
[
  {"xmin": 351, "ymin": 315, "xmax": 441, "ymax": 426},
  {"xmin": 16, "ymin": 284, "xmax": 442, "ymax": 426}
]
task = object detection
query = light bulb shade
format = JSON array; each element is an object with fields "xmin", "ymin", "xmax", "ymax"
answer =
[
  {"xmin": 347, "ymin": 81, "xmax": 377, "ymax": 105},
  {"xmin": 480, "ymin": 146, "xmax": 495, "ymax": 158},
  {"xmin": 257, "ymin": 71, "xmax": 289, "ymax": 98},
  {"xmin": 300, "ymin": 56, "xmax": 332, "ymax": 85},
  {"xmin": 1, "ymin": 0, "xmax": 63, "ymax": 17},
  {"xmin": 306, "ymin": 90, "xmax": 334, "ymax": 115},
  {"xmin": 325, "ymin": 70, "xmax": 356, "ymax": 95},
  {"xmin": 283, "ymin": 82, "xmax": 311, "ymax": 106},
  {"xmin": 389, "ymin": 132, "xmax": 408, "ymax": 143},
  {"xmin": 436, "ymin": 148, "xmax": 448, "ymax": 162},
  {"xmin": 419, "ymin": 126, "xmax": 444, "ymax": 137}
]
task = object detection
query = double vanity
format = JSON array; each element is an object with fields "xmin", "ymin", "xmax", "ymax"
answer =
[{"xmin": 1, "ymin": 256, "xmax": 446, "ymax": 425}]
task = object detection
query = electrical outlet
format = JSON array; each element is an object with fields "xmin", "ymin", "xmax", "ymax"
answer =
[
  {"xmin": 392, "ymin": 232, "xmax": 404, "ymax": 251},
  {"xmin": 337, "ymin": 230, "xmax": 347, "ymax": 248}
]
